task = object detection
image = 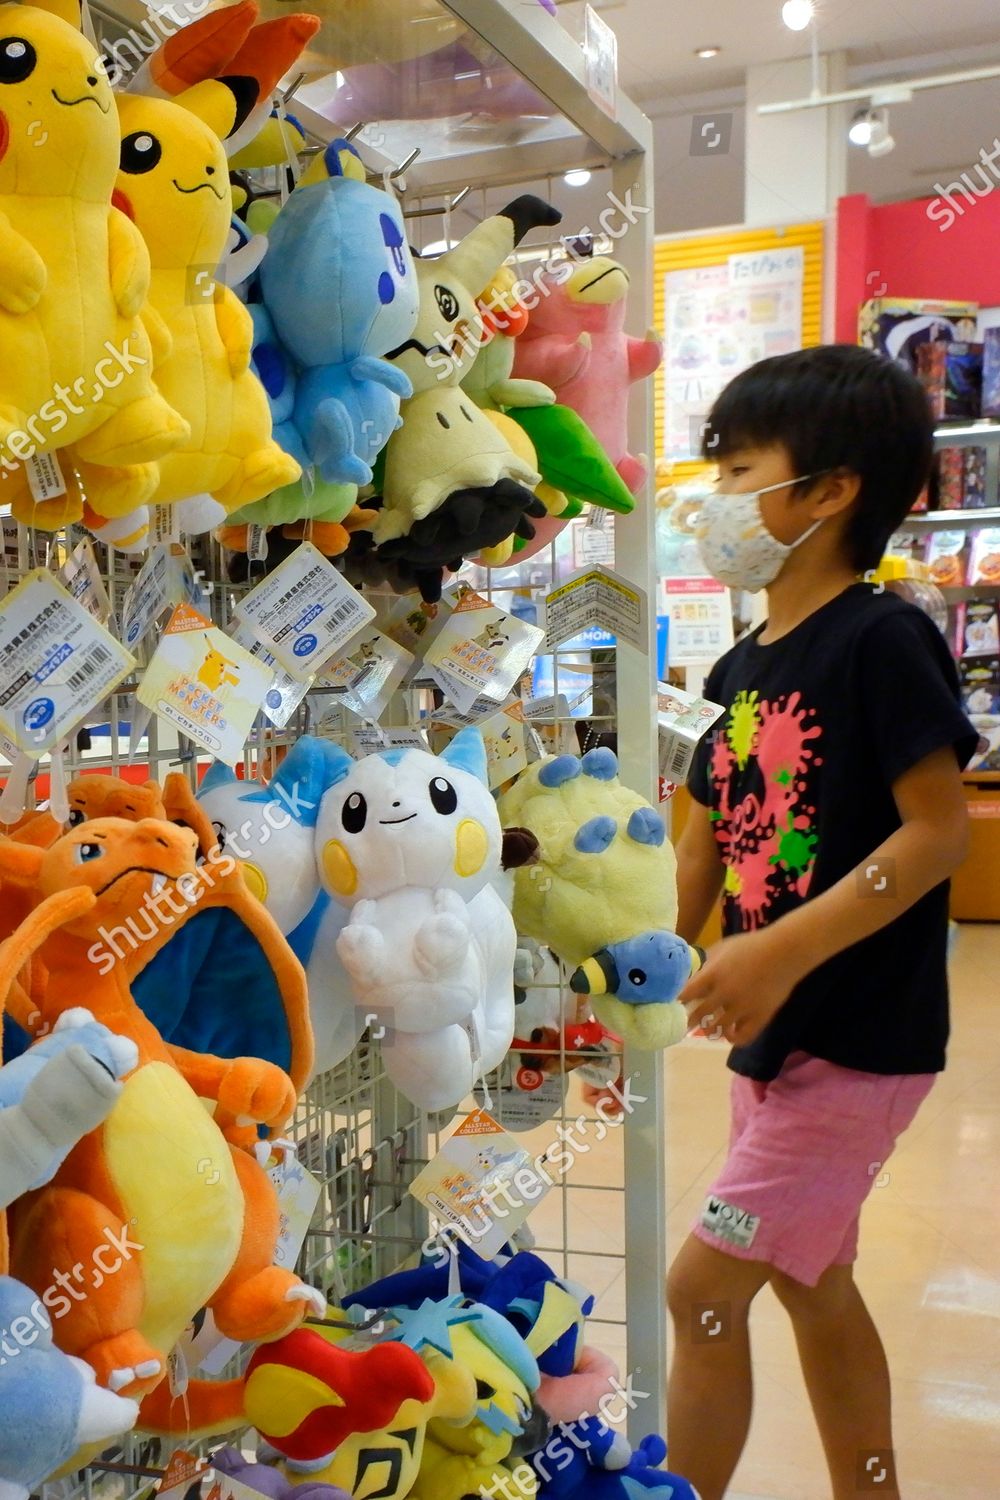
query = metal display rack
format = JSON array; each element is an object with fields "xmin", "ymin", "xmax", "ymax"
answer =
[{"xmin": 2, "ymin": 0, "xmax": 664, "ymax": 1489}]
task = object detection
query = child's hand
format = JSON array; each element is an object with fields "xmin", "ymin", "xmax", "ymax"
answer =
[{"xmin": 680, "ymin": 929, "xmax": 803, "ymax": 1045}]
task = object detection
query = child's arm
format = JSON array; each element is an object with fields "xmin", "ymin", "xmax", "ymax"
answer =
[
  {"xmin": 675, "ymin": 801, "xmax": 725, "ymax": 945},
  {"xmin": 682, "ymin": 746, "xmax": 969, "ymax": 1043}
]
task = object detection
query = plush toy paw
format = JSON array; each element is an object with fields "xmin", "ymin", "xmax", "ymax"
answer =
[
  {"xmin": 218, "ymin": 1057, "xmax": 297, "ymax": 1129},
  {"xmin": 69, "ymin": 1357, "xmax": 140, "ymax": 1445},
  {"xmin": 285, "ymin": 1283, "xmax": 327, "ymax": 1317},
  {"xmin": 85, "ymin": 1331, "xmax": 164, "ymax": 1399},
  {"xmin": 413, "ymin": 890, "xmax": 473, "ymax": 978},
  {"xmin": 212, "ymin": 1268, "xmax": 318, "ymax": 1343},
  {"xmin": 337, "ymin": 906, "xmax": 388, "ymax": 984}
]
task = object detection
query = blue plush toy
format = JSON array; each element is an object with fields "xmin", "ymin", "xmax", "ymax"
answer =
[
  {"xmin": 569, "ymin": 933, "xmax": 702, "ymax": 1008},
  {"xmin": 254, "ymin": 139, "xmax": 419, "ymax": 485},
  {"xmin": 530, "ymin": 1418, "xmax": 700, "ymax": 1499},
  {"xmin": 0, "ymin": 1010, "xmax": 140, "ymax": 1497}
]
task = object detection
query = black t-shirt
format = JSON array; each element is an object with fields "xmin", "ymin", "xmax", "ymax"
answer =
[{"xmin": 689, "ymin": 584, "xmax": 979, "ymax": 1082}]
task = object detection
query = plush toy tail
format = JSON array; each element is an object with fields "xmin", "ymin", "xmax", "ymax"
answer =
[{"xmin": 137, "ymin": 1377, "xmax": 246, "ymax": 1438}]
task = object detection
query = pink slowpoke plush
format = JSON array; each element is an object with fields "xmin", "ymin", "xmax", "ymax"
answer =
[{"xmin": 512, "ymin": 256, "xmax": 662, "ymax": 493}]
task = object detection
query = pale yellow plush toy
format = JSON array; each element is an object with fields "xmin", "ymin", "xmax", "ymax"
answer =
[
  {"xmin": 112, "ymin": 83, "xmax": 301, "ymax": 513},
  {"xmin": 0, "ymin": 2, "xmax": 187, "ymax": 513}
]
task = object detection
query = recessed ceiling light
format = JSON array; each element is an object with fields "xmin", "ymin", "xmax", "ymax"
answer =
[
  {"xmin": 695, "ymin": 46, "xmax": 721, "ymax": 59},
  {"xmin": 564, "ymin": 169, "xmax": 592, "ymax": 187},
  {"xmin": 781, "ymin": 0, "xmax": 814, "ymax": 30}
]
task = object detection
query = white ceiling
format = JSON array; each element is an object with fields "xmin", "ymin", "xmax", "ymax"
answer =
[{"xmin": 553, "ymin": 0, "xmax": 1000, "ymax": 234}]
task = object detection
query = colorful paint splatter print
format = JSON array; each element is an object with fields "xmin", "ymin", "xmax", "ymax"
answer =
[{"xmin": 707, "ymin": 688, "xmax": 823, "ymax": 929}]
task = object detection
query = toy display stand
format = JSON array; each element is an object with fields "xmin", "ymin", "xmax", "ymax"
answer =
[{"xmin": 0, "ymin": 0, "xmax": 664, "ymax": 1487}]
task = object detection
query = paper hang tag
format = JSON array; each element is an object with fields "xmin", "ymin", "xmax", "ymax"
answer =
[
  {"xmin": 435, "ymin": 700, "xmax": 527, "ymax": 790},
  {"xmin": 656, "ymin": 681, "xmax": 725, "ymax": 789},
  {"xmin": 423, "ymin": 592, "xmax": 545, "ymax": 716},
  {"xmin": 233, "ymin": 541, "xmax": 376, "ymax": 681},
  {"xmin": 321, "ymin": 626, "xmax": 414, "ymax": 723},
  {"xmin": 349, "ymin": 725, "xmax": 428, "ymax": 757},
  {"xmin": 408, "ymin": 1106, "xmax": 551, "ymax": 1260},
  {"xmin": 384, "ymin": 589, "xmax": 458, "ymax": 664},
  {"xmin": 136, "ymin": 603, "xmax": 273, "ymax": 762},
  {"xmin": 0, "ymin": 570, "xmax": 135, "ymax": 759},
  {"xmin": 229, "ymin": 618, "xmax": 312, "ymax": 730},
  {"xmin": 544, "ymin": 566, "xmax": 646, "ymax": 652},
  {"xmin": 120, "ymin": 543, "xmax": 205, "ymax": 651},
  {"xmin": 58, "ymin": 539, "xmax": 112, "ymax": 624},
  {"xmin": 247, "ymin": 523, "xmax": 269, "ymax": 563},
  {"xmin": 148, "ymin": 504, "xmax": 182, "ymax": 546},
  {"xmin": 25, "ymin": 450, "xmax": 67, "ymax": 503}
]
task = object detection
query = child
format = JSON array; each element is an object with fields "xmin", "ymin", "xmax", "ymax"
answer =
[{"xmin": 667, "ymin": 345, "xmax": 978, "ymax": 1500}]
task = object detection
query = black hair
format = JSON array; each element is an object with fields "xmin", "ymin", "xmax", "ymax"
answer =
[{"xmin": 702, "ymin": 344, "xmax": 934, "ymax": 571}]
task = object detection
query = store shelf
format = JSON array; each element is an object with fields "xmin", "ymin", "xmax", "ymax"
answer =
[
  {"xmin": 940, "ymin": 584, "xmax": 1000, "ymax": 600},
  {"xmin": 903, "ymin": 507, "xmax": 1000, "ymax": 529},
  {"xmin": 934, "ymin": 422, "xmax": 1000, "ymax": 450}
]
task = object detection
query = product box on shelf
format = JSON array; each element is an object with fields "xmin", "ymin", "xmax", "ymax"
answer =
[
  {"xmin": 859, "ymin": 298, "xmax": 979, "ymax": 370},
  {"xmin": 916, "ymin": 340, "xmax": 984, "ymax": 420},
  {"xmin": 925, "ymin": 529, "xmax": 968, "ymax": 587},
  {"xmin": 963, "ymin": 447, "xmax": 991, "ymax": 509},
  {"xmin": 933, "ymin": 448, "xmax": 965, "ymax": 510},
  {"xmin": 968, "ymin": 528, "xmax": 1000, "ymax": 586},
  {"xmin": 982, "ymin": 326, "xmax": 1000, "ymax": 418},
  {"xmin": 959, "ymin": 655, "xmax": 1000, "ymax": 716},
  {"xmin": 959, "ymin": 600, "xmax": 1000, "ymax": 656}
]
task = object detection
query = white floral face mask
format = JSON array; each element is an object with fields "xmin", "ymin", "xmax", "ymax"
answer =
[{"xmin": 694, "ymin": 477, "xmax": 826, "ymax": 593}]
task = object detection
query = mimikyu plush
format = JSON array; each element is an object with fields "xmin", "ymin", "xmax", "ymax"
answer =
[{"xmin": 315, "ymin": 728, "xmax": 516, "ymax": 1111}]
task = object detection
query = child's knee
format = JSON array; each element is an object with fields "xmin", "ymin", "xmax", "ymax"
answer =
[{"xmin": 666, "ymin": 1235, "xmax": 766, "ymax": 1327}]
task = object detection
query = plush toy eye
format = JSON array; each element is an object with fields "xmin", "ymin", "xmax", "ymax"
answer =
[
  {"xmin": 67, "ymin": 807, "xmax": 85, "ymax": 827},
  {"xmin": 76, "ymin": 842, "xmax": 105, "ymax": 863},
  {"xmin": 0, "ymin": 38, "xmax": 36, "ymax": 83},
  {"xmin": 434, "ymin": 284, "xmax": 460, "ymax": 323},
  {"xmin": 120, "ymin": 131, "xmax": 162, "ymax": 175},
  {"xmin": 628, "ymin": 968, "xmax": 646, "ymax": 986},
  {"xmin": 211, "ymin": 820, "xmax": 227, "ymax": 852},
  {"xmin": 342, "ymin": 791, "xmax": 367, "ymax": 833},
  {"xmin": 429, "ymin": 777, "xmax": 458, "ymax": 815}
]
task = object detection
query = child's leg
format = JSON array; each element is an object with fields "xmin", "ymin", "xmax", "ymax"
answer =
[
  {"xmin": 772, "ymin": 1264, "xmax": 899, "ymax": 1500},
  {"xmin": 666, "ymin": 1234, "xmax": 772, "ymax": 1500}
]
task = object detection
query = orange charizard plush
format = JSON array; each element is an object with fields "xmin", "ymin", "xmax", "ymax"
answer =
[{"xmin": 0, "ymin": 817, "xmax": 323, "ymax": 1409}]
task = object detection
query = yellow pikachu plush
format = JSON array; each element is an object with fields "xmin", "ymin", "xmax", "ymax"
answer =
[
  {"xmin": 0, "ymin": 3, "xmax": 188, "ymax": 511},
  {"xmin": 112, "ymin": 83, "xmax": 300, "ymax": 512}
]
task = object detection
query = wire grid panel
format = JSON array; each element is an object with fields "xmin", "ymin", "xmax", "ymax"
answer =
[{"xmin": 11, "ymin": 452, "xmax": 634, "ymax": 1500}]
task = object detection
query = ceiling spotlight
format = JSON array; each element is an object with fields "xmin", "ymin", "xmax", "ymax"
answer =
[
  {"xmin": 695, "ymin": 46, "xmax": 721, "ymax": 59},
  {"xmin": 848, "ymin": 108, "xmax": 873, "ymax": 146},
  {"xmin": 781, "ymin": 0, "xmax": 814, "ymax": 30},
  {"xmin": 867, "ymin": 108, "xmax": 895, "ymax": 157},
  {"xmin": 564, "ymin": 169, "xmax": 592, "ymax": 187}
]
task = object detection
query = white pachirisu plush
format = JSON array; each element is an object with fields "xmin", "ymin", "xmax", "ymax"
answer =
[{"xmin": 315, "ymin": 728, "xmax": 516, "ymax": 1111}]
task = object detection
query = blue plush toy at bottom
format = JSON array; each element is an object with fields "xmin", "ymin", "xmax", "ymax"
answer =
[{"xmin": 530, "ymin": 1419, "xmax": 700, "ymax": 1499}]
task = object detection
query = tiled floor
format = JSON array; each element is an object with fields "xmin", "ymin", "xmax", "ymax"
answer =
[{"xmin": 520, "ymin": 922, "xmax": 1000, "ymax": 1499}]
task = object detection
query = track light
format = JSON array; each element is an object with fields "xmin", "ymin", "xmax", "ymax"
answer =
[
  {"xmin": 848, "ymin": 108, "xmax": 873, "ymax": 146},
  {"xmin": 564, "ymin": 169, "xmax": 592, "ymax": 187},
  {"xmin": 781, "ymin": 0, "xmax": 814, "ymax": 31},
  {"xmin": 867, "ymin": 108, "xmax": 895, "ymax": 157}
]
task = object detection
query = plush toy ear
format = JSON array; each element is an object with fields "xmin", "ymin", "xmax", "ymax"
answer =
[
  {"xmin": 29, "ymin": 0, "xmax": 83, "ymax": 27},
  {"xmin": 200, "ymin": 760, "xmax": 239, "ymax": 795},
  {"xmin": 0, "ymin": 841, "xmax": 45, "ymax": 888},
  {"xmin": 145, "ymin": 0, "xmax": 258, "ymax": 95},
  {"xmin": 444, "ymin": 195, "xmax": 561, "ymax": 299},
  {"xmin": 177, "ymin": 75, "xmax": 259, "ymax": 141},
  {"xmin": 316, "ymin": 741, "xmax": 357, "ymax": 795},
  {"xmin": 439, "ymin": 726, "xmax": 488, "ymax": 786},
  {"xmin": 269, "ymin": 737, "xmax": 343, "ymax": 828}
]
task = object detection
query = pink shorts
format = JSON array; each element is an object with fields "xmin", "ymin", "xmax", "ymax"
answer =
[{"xmin": 693, "ymin": 1051, "xmax": 935, "ymax": 1286}]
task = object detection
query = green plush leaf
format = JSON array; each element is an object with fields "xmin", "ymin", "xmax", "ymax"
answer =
[{"xmin": 508, "ymin": 405, "xmax": 635, "ymax": 515}]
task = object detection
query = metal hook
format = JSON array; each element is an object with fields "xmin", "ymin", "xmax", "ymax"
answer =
[
  {"xmin": 345, "ymin": 121, "xmax": 368, "ymax": 141},
  {"xmin": 283, "ymin": 70, "xmax": 307, "ymax": 104},
  {"xmin": 389, "ymin": 146, "xmax": 421, "ymax": 181}
]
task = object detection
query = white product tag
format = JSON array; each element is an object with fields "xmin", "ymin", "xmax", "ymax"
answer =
[
  {"xmin": 58, "ymin": 539, "xmax": 112, "ymax": 624},
  {"xmin": 656, "ymin": 681, "xmax": 725, "ymax": 788},
  {"xmin": 467, "ymin": 700, "xmax": 528, "ymax": 790},
  {"xmin": 148, "ymin": 504, "xmax": 182, "ymax": 546},
  {"xmin": 425, "ymin": 590, "xmax": 545, "ymax": 716},
  {"xmin": 136, "ymin": 602, "xmax": 272, "ymax": 761},
  {"xmin": 233, "ymin": 541, "xmax": 376, "ymax": 681},
  {"xmin": 409, "ymin": 1107, "xmax": 551, "ymax": 1259},
  {"xmin": 229, "ymin": 618, "xmax": 312, "ymax": 729},
  {"xmin": 349, "ymin": 725, "xmax": 428, "ymax": 757},
  {"xmin": 383, "ymin": 589, "xmax": 457, "ymax": 660},
  {"xmin": 584, "ymin": 1, "xmax": 618, "ymax": 120},
  {"xmin": 660, "ymin": 576, "xmax": 734, "ymax": 667},
  {"xmin": 25, "ymin": 450, "xmax": 66, "ymax": 502},
  {"xmin": 120, "ymin": 543, "xmax": 205, "ymax": 650},
  {"xmin": 545, "ymin": 566, "xmax": 646, "ymax": 651},
  {"xmin": 321, "ymin": 627, "xmax": 414, "ymax": 722},
  {"xmin": 247, "ymin": 523, "xmax": 269, "ymax": 562},
  {"xmin": 0, "ymin": 570, "xmax": 134, "ymax": 758},
  {"xmin": 573, "ymin": 515, "xmax": 615, "ymax": 568},
  {"xmin": 0, "ymin": 731, "xmax": 19, "ymax": 764}
]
